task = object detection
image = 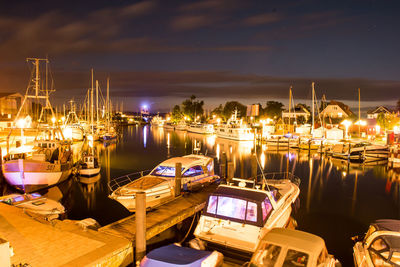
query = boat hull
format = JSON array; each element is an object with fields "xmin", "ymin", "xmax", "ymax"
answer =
[
  {"xmin": 79, "ymin": 167, "xmax": 101, "ymax": 177},
  {"xmin": 2, "ymin": 160, "xmax": 72, "ymax": 192}
]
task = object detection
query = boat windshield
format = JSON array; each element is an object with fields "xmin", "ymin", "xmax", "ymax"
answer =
[
  {"xmin": 250, "ymin": 243, "xmax": 281, "ymax": 267},
  {"xmin": 206, "ymin": 195, "xmax": 260, "ymax": 224},
  {"xmin": 151, "ymin": 166, "xmax": 184, "ymax": 177}
]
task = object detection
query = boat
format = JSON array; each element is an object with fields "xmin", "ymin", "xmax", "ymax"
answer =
[
  {"xmin": 175, "ymin": 121, "xmax": 187, "ymax": 131},
  {"xmin": 2, "ymin": 139, "xmax": 74, "ymax": 192},
  {"xmin": 140, "ymin": 243, "xmax": 223, "ymax": 267},
  {"xmin": 329, "ymin": 142, "xmax": 388, "ymax": 162},
  {"xmin": 353, "ymin": 219, "xmax": 400, "ymax": 266},
  {"xmin": 187, "ymin": 123, "xmax": 214, "ymax": 135},
  {"xmin": 0, "ymin": 193, "xmax": 65, "ymax": 220},
  {"xmin": 78, "ymin": 153, "xmax": 100, "ymax": 177},
  {"xmin": 265, "ymin": 134, "xmax": 299, "ymax": 149},
  {"xmin": 63, "ymin": 100, "xmax": 84, "ymax": 141},
  {"xmin": 193, "ymin": 175, "xmax": 300, "ymax": 259},
  {"xmin": 215, "ymin": 110, "xmax": 254, "ymax": 141},
  {"xmin": 2, "ymin": 58, "xmax": 74, "ymax": 192},
  {"xmin": 249, "ymin": 228, "xmax": 338, "ymax": 266},
  {"xmin": 389, "ymin": 144, "xmax": 400, "ymax": 168},
  {"xmin": 150, "ymin": 115, "xmax": 165, "ymax": 127},
  {"xmin": 163, "ymin": 122, "xmax": 175, "ymax": 130},
  {"xmin": 109, "ymin": 154, "xmax": 218, "ymax": 212}
]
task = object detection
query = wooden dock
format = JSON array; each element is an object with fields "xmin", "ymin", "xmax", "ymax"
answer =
[
  {"xmin": 0, "ymin": 204, "xmax": 133, "ymax": 267},
  {"xmin": 99, "ymin": 183, "xmax": 217, "ymax": 242}
]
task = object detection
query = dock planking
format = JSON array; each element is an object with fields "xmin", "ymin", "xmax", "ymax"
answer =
[{"xmin": 99, "ymin": 183, "xmax": 218, "ymax": 241}]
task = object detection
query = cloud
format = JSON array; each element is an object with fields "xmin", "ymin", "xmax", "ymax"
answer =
[
  {"xmin": 170, "ymin": 14, "xmax": 214, "ymax": 31},
  {"xmin": 243, "ymin": 13, "xmax": 283, "ymax": 26}
]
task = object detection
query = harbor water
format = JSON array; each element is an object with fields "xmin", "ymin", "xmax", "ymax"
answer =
[{"xmin": 2, "ymin": 125, "xmax": 399, "ymax": 266}]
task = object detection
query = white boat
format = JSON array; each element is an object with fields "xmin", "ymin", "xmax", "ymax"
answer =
[
  {"xmin": 194, "ymin": 175, "xmax": 300, "ymax": 258},
  {"xmin": 163, "ymin": 122, "xmax": 175, "ymax": 130},
  {"xmin": 151, "ymin": 115, "xmax": 165, "ymax": 127},
  {"xmin": 329, "ymin": 142, "xmax": 388, "ymax": 162},
  {"xmin": 353, "ymin": 219, "xmax": 400, "ymax": 266},
  {"xmin": 3, "ymin": 139, "xmax": 74, "ymax": 192},
  {"xmin": 63, "ymin": 124, "xmax": 84, "ymax": 141},
  {"xmin": 0, "ymin": 193, "xmax": 65, "ymax": 220},
  {"xmin": 109, "ymin": 154, "xmax": 218, "ymax": 212},
  {"xmin": 216, "ymin": 110, "xmax": 254, "ymax": 141},
  {"xmin": 175, "ymin": 121, "xmax": 187, "ymax": 131},
  {"xmin": 250, "ymin": 228, "xmax": 338, "ymax": 266},
  {"xmin": 187, "ymin": 123, "xmax": 214, "ymax": 134},
  {"xmin": 78, "ymin": 154, "xmax": 100, "ymax": 177}
]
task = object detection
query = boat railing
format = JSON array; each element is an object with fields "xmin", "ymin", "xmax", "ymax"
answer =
[
  {"xmin": 108, "ymin": 169, "xmax": 152, "ymax": 192},
  {"xmin": 251, "ymin": 171, "xmax": 301, "ymax": 187}
]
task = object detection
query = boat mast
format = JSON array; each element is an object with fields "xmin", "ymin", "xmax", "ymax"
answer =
[
  {"xmin": 358, "ymin": 88, "xmax": 361, "ymax": 137},
  {"xmin": 288, "ymin": 86, "xmax": 292, "ymax": 133},
  {"xmin": 311, "ymin": 82, "xmax": 315, "ymax": 134},
  {"xmin": 91, "ymin": 69, "xmax": 94, "ymax": 135},
  {"xmin": 96, "ymin": 80, "xmax": 99, "ymax": 127},
  {"xmin": 107, "ymin": 77, "xmax": 110, "ymax": 132}
]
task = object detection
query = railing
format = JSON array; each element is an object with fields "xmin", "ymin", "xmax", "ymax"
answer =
[
  {"xmin": 108, "ymin": 169, "xmax": 152, "ymax": 192},
  {"xmin": 251, "ymin": 171, "xmax": 301, "ymax": 187}
]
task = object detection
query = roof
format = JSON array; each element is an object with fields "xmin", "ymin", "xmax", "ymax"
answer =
[
  {"xmin": 261, "ymin": 228, "xmax": 325, "ymax": 253},
  {"xmin": 160, "ymin": 154, "xmax": 211, "ymax": 168},
  {"xmin": 367, "ymin": 106, "xmax": 392, "ymax": 114},
  {"xmin": 212, "ymin": 185, "xmax": 268, "ymax": 202},
  {"xmin": 326, "ymin": 100, "xmax": 354, "ymax": 116},
  {"xmin": 0, "ymin": 92, "xmax": 23, "ymax": 98},
  {"xmin": 144, "ymin": 244, "xmax": 211, "ymax": 265}
]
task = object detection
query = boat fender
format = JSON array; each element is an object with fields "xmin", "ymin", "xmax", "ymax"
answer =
[{"xmin": 188, "ymin": 238, "xmax": 206, "ymax": 250}]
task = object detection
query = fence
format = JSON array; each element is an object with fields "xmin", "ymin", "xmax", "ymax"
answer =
[{"xmin": 108, "ymin": 169, "xmax": 152, "ymax": 192}]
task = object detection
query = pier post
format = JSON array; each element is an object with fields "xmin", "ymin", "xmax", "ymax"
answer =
[
  {"xmin": 251, "ymin": 154, "xmax": 257, "ymax": 181},
  {"xmin": 175, "ymin": 162, "xmax": 182, "ymax": 196},
  {"xmin": 135, "ymin": 191, "xmax": 146, "ymax": 265},
  {"xmin": 227, "ymin": 162, "xmax": 234, "ymax": 183},
  {"xmin": 220, "ymin": 152, "xmax": 227, "ymax": 179}
]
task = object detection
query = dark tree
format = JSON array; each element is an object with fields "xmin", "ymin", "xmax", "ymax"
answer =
[
  {"xmin": 222, "ymin": 101, "xmax": 246, "ymax": 120},
  {"xmin": 171, "ymin": 105, "xmax": 183, "ymax": 122},
  {"xmin": 263, "ymin": 101, "xmax": 284, "ymax": 119},
  {"xmin": 182, "ymin": 95, "xmax": 204, "ymax": 121},
  {"xmin": 211, "ymin": 104, "xmax": 224, "ymax": 119}
]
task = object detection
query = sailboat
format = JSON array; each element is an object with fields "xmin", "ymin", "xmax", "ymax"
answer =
[
  {"xmin": 103, "ymin": 78, "xmax": 117, "ymax": 141},
  {"xmin": 63, "ymin": 99, "xmax": 84, "ymax": 141},
  {"xmin": 78, "ymin": 74, "xmax": 101, "ymax": 177},
  {"xmin": 2, "ymin": 58, "xmax": 74, "ymax": 192}
]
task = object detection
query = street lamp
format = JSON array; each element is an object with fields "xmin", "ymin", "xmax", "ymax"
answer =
[{"xmin": 341, "ymin": 119, "xmax": 352, "ymax": 139}]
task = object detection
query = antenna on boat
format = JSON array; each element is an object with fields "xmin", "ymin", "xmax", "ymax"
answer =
[{"xmin": 254, "ymin": 153, "xmax": 270, "ymax": 191}]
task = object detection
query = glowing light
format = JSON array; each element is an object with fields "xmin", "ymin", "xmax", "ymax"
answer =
[
  {"xmin": 216, "ymin": 144, "xmax": 220, "ymax": 160},
  {"xmin": 51, "ymin": 117, "xmax": 56, "ymax": 124},
  {"xmin": 260, "ymin": 152, "xmax": 266, "ymax": 169},
  {"xmin": 16, "ymin": 119, "xmax": 25, "ymax": 128},
  {"xmin": 355, "ymin": 120, "xmax": 367, "ymax": 126},
  {"xmin": 375, "ymin": 125, "xmax": 381, "ymax": 133},
  {"xmin": 167, "ymin": 133, "xmax": 170, "ymax": 148},
  {"xmin": 143, "ymin": 126, "xmax": 147, "ymax": 148},
  {"xmin": 63, "ymin": 128, "xmax": 73, "ymax": 139},
  {"xmin": 61, "ymin": 116, "xmax": 65, "ymax": 122},
  {"xmin": 341, "ymin": 120, "xmax": 352, "ymax": 139},
  {"xmin": 216, "ymin": 118, "xmax": 221, "ymax": 124}
]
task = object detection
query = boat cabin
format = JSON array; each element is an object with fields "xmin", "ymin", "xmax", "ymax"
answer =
[
  {"xmin": 203, "ymin": 185, "xmax": 276, "ymax": 227},
  {"xmin": 81, "ymin": 155, "xmax": 98, "ymax": 169}
]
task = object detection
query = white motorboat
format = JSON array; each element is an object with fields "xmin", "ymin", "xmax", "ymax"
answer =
[
  {"xmin": 109, "ymin": 154, "xmax": 218, "ymax": 212},
  {"xmin": 353, "ymin": 219, "xmax": 400, "ymax": 266},
  {"xmin": 175, "ymin": 121, "xmax": 187, "ymax": 131},
  {"xmin": 329, "ymin": 142, "xmax": 388, "ymax": 162},
  {"xmin": 78, "ymin": 154, "xmax": 100, "ymax": 177},
  {"xmin": 216, "ymin": 111, "xmax": 254, "ymax": 141},
  {"xmin": 2, "ymin": 139, "xmax": 74, "ymax": 192},
  {"xmin": 194, "ymin": 176, "xmax": 300, "ymax": 258},
  {"xmin": 250, "ymin": 228, "xmax": 338, "ymax": 266},
  {"xmin": 0, "ymin": 193, "xmax": 65, "ymax": 220},
  {"xmin": 187, "ymin": 123, "xmax": 214, "ymax": 134},
  {"xmin": 163, "ymin": 122, "xmax": 175, "ymax": 130}
]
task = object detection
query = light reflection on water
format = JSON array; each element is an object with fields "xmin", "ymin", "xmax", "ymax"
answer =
[{"xmin": 1, "ymin": 125, "xmax": 399, "ymax": 265}]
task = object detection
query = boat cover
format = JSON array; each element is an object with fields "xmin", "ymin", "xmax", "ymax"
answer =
[
  {"xmin": 372, "ymin": 219, "xmax": 400, "ymax": 252},
  {"xmin": 142, "ymin": 244, "xmax": 211, "ymax": 266},
  {"xmin": 212, "ymin": 185, "xmax": 268, "ymax": 202}
]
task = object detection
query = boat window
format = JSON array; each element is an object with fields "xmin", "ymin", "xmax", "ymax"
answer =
[
  {"xmin": 246, "ymin": 201, "xmax": 257, "ymax": 222},
  {"xmin": 262, "ymin": 198, "xmax": 273, "ymax": 221},
  {"xmin": 207, "ymin": 195, "xmax": 217, "ymax": 214},
  {"xmin": 151, "ymin": 166, "xmax": 183, "ymax": 177},
  {"xmin": 250, "ymin": 243, "xmax": 281, "ymax": 267},
  {"xmin": 183, "ymin": 166, "xmax": 204, "ymax": 177},
  {"xmin": 216, "ymin": 196, "xmax": 246, "ymax": 220},
  {"xmin": 317, "ymin": 248, "xmax": 328, "ymax": 265},
  {"xmin": 282, "ymin": 249, "xmax": 309, "ymax": 267},
  {"xmin": 12, "ymin": 195, "xmax": 25, "ymax": 202},
  {"xmin": 207, "ymin": 161, "xmax": 213, "ymax": 173}
]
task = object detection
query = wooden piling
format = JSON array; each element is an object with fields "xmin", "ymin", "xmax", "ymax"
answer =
[
  {"xmin": 251, "ymin": 154, "xmax": 258, "ymax": 180},
  {"xmin": 220, "ymin": 153, "xmax": 227, "ymax": 178},
  {"xmin": 175, "ymin": 162, "xmax": 182, "ymax": 196},
  {"xmin": 135, "ymin": 191, "xmax": 146, "ymax": 265},
  {"xmin": 227, "ymin": 162, "xmax": 234, "ymax": 183}
]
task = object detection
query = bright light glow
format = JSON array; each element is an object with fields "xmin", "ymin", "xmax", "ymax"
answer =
[
  {"xmin": 355, "ymin": 120, "xmax": 367, "ymax": 126},
  {"xmin": 394, "ymin": 126, "xmax": 400, "ymax": 134},
  {"xmin": 341, "ymin": 120, "xmax": 352, "ymax": 139},
  {"xmin": 260, "ymin": 152, "xmax": 266, "ymax": 169},
  {"xmin": 375, "ymin": 125, "xmax": 381, "ymax": 133},
  {"xmin": 51, "ymin": 117, "xmax": 56, "ymax": 124},
  {"xmin": 16, "ymin": 119, "xmax": 25, "ymax": 128},
  {"xmin": 212, "ymin": 114, "xmax": 216, "ymax": 119},
  {"xmin": 61, "ymin": 116, "xmax": 65, "ymax": 122},
  {"xmin": 143, "ymin": 105, "xmax": 147, "ymax": 109},
  {"xmin": 63, "ymin": 128, "xmax": 73, "ymax": 139},
  {"xmin": 216, "ymin": 118, "xmax": 221, "ymax": 124}
]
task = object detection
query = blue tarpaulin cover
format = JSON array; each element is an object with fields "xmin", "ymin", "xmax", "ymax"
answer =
[{"xmin": 143, "ymin": 244, "xmax": 211, "ymax": 266}]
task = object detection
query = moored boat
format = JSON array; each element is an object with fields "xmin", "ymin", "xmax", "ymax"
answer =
[
  {"xmin": 0, "ymin": 193, "xmax": 65, "ymax": 220},
  {"xmin": 187, "ymin": 123, "xmax": 214, "ymax": 135},
  {"xmin": 109, "ymin": 154, "xmax": 219, "ymax": 211},
  {"xmin": 193, "ymin": 175, "xmax": 300, "ymax": 259}
]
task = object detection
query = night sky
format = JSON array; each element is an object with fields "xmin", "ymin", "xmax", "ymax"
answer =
[{"xmin": 0, "ymin": 0, "xmax": 399, "ymax": 113}]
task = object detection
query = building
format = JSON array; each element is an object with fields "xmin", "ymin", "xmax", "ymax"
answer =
[
  {"xmin": 0, "ymin": 93, "xmax": 24, "ymax": 120},
  {"xmin": 320, "ymin": 100, "xmax": 354, "ymax": 119},
  {"xmin": 367, "ymin": 106, "xmax": 392, "ymax": 119},
  {"xmin": 282, "ymin": 104, "xmax": 310, "ymax": 122}
]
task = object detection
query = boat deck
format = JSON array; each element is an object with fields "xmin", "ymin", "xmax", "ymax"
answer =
[
  {"xmin": 0, "ymin": 204, "xmax": 133, "ymax": 267},
  {"xmin": 99, "ymin": 183, "xmax": 218, "ymax": 241}
]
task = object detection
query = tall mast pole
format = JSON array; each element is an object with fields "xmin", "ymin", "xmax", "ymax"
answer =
[
  {"xmin": 312, "ymin": 82, "xmax": 315, "ymax": 134},
  {"xmin": 96, "ymin": 80, "xmax": 99, "ymax": 126},
  {"xmin": 358, "ymin": 88, "xmax": 361, "ymax": 137},
  {"xmin": 288, "ymin": 86, "xmax": 292, "ymax": 133},
  {"xmin": 107, "ymin": 77, "xmax": 110, "ymax": 131}
]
